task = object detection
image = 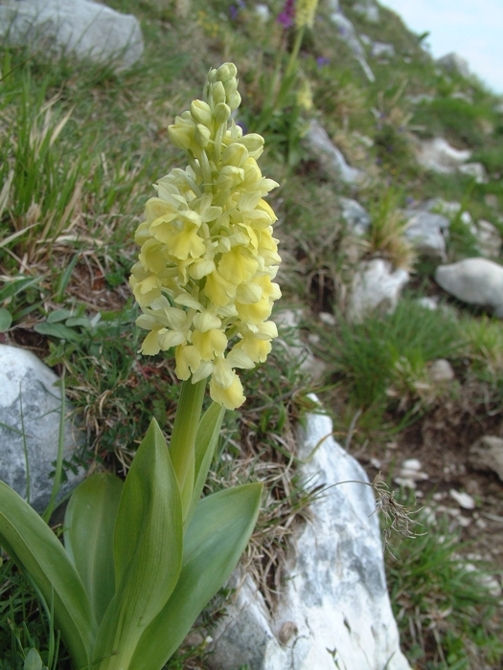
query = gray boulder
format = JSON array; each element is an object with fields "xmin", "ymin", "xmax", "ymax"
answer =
[
  {"xmin": 436, "ymin": 52, "xmax": 471, "ymax": 79},
  {"xmin": 275, "ymin": 310, "xmax": 327, "ymax": 384},
  {"xmin": 329, "ymin": 11, "xmax": 375, "ymax": 82},
  {"xmin": 0, "ymin": 344, "xmax": 85, "ymax": 513},
  {"xmin": 416, "ymin": 138, "xmax": 471, "ymax": 174},
  {"xmin": 476, "ymin": 219, "xmax": 502, "ymax": 259},
  {"xmin": 339, "ymin": 197, "xmax": 371, "ymax": 235},
  {"xmin": 0, "ymin": 0, "xmax": 143, "ymax": 71},
  {"xmin": 304, "ymin": 120, "xmax": 364, "ymax": 186},
  {"xmin": 347, "ymin": 259, "xmax": 409, "ymax": 322},
  {"xmin": 435, "ymin": 258, "xmax": 503, "ymax": 317},
  {"xmin": 403, "ymin": 209, "xmax": 450, "ymax": 259},
  {"xmin": 353, "ymin": 0, "xmax": 380, "ymax": 23},
  {"xmin": 458, "ymin": 162, "xmax": 488, "ymax": 183},
  {"xmin": 371, "ymin": 41, "xmax": 395, "ymax": 59},
  {"xmin": 207, "ymin": 403, "xmax": 411, "ymax": 670},
  {"xmin": 470, "ymin": 436, "xmax": 503, "ymax": 482}
]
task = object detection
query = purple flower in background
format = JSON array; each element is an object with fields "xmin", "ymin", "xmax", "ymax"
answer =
[
  {"xmin": 229, "ymin": 0, "xmax": 245, "ymax": 20},
  {"xmin": 236, "ymin": 120, "xmax": 249, "ymax": 135},
  {"xmin": 277, "ymin": 0, "xmax": 295, "ymax": 28},
  {"xmin": 316, "ymin": 56, "xmax": 330, "ymax": 68}
]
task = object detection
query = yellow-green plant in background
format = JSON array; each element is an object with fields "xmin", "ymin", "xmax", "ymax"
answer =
[
  {"xmin": 254, "ymin": 0, "xmax": 320, "ymax": 164},
  {"xmin": 0, "ymin": 63, "xmax": 279, "ymax": 670}
]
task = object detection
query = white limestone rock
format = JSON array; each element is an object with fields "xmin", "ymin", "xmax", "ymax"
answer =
[
  {"xmin": 458, "ymin": 162, "xmax": 488, "ymax": 183},
  {"xmin": 449, "ymin": 489, "xmax": 476, "ymax": 510},
  {"xmin": 0, "ymin": 0, "xmax": 143, "ymax": 71},
  {"xmin": 304, "ymin": 120, "xmax": 364, "ymax": 186},
  {"xmin": 422, "ymin": 199, "xmax": 482, "ymax": 242},
  {"xmin": 475, "ymin": 219, "xmax": 502, "ymax": 259},
  {"xmin": 207, "ymin": 404, "xmax": 411, "ymax": 670},
  {"xmin": 436, "ymin": 52, "xmax": 471, "ymax": 79},
  {"xmin": 428, "ymin": 359, "xmax": 455, "ymax": 384},
  {"xmin": 254, "ymin": 4, "xmax": 271, "ymax": 22},
  {"xmin": 416, "ymin": 296, "xmax": 439, "ymax": 311},
  {"xmin": 329, "ymin": 11, "xmax": 375, "ymax": 82},
  {"xmin": 0, "ymin": 344, "xmax": 85, "ymax": 512},
  {"xmin": 275, "ymin": 310, "xmax": 327, "ymax": 383},
  {"xmin": 347, "ymin": 259, "xmax": 409, "ymax": 322},
  {"xmin": 416, "ymin": 138, "xmax": 471, "ymax": 174},
  {"xmin": 403, "ymin": 209, "xmax": 450, "ymax": 259},
  {"xmin": 469, "ymin": 436, "xmax": 503, "ymax": 482},
  {"xmin": 435, "ymin": 258, "xmax": 503, "ymax": 317},
  {"xmin": 353, "ymin": 0, "xmax": 380, "ymax": 23},
  {"xmin": 407, "ymin": 93, "xmax": 434, "ymax": 105},
  {"xmin": 371, "ymin": 41, "xmax": 395, "ymax": 59},
  {"xmin": 451, "ymin": 91, "xmax": 473, "ymax": 103},
  {"xmin": 339, "ymin": 197, "xmax": 371, "ymax": 235},
  {"xmin": 423, "ymin": 198, "xmax": 470, "ymax": 221}
]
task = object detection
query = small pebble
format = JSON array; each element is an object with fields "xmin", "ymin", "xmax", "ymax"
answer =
[
  {"xmin": 393, "ymin": 476, "xmax": 416, "ymax": 489},
  {"xmin": 402, "ymin": 458, "xmax": 422, "ymax": 471},
  {"xmin": 457, "ymin": 515, "xmax": 472, "ymax": 527},
  {"xmin": 319, "ymin": 312, "xmax": 337, "ymax": 326},
  {"xmin": 449, "ymin": 489, "xmax": 476, "ymax": 510}
]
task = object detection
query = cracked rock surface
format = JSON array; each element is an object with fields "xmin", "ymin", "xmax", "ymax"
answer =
[{"xmin": 207, "ymin": 403, "xmax": 411, "ymax": 670}]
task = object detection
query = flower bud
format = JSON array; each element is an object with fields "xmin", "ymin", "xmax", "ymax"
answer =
[
  {"xmin": 217, "ymin": 62, "xmax": 237, "ymax": 82},
  {"xmin": 221, "ymin": 142, "xmax": 248, "ymax": 167},
  {"xmin": 194, "ymin": 123, "xmax": 211, "ymax": 148},
  {"xmin": 168, "ymin": 120, "xmax": 194, "ymax": 151},
  {"xmin": 213, "ymin": 102, "xmax": 231, "ymax": 125},
  {"xmin": 224, "ymin": 78, "xmax": 238, "ymax": 97},
  {"xmin": 190, "ymin": 99, "xmax": 213, "ymax": 126},
  {"xmin": 211, "ymin": 81, "xmax": 226, "ymax": 104},
  {"xmin": 228, "ymin": 91, "xmax": 242, "ymax": 111},
  {"xmin": 206, "ymin": 68, "xmax": 218, "ymax": 84},
  {"xmin": 239, "ymin": 133, "xmax": 264, "ymax": 157}
]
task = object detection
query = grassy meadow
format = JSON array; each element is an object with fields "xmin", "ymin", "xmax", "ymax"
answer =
[{"xmin": 1, "ymin": 0, "xmax": 503, "ymax": 667}]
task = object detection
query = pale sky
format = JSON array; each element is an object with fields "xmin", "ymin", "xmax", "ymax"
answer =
[{"xmin": 379, "ymin": 0, "xmax": 503, "ymax": 95}]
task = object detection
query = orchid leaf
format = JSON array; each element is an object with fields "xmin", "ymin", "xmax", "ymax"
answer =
[
  {"xmin": 130, "ymin": 482, "xmax": 263, "ymax": 670},
  {"xmin": 0, "ymin": 482, "xmax": 94, "ymax": 669},
  {"xmin": 92, "ymin": 419, "xmax": 183, "ymax": 669},
  {"xmin": 64, "ymin": 473, "xmax": 123, "ymax": 625},
  {"xmin": 24, "ymin": 648, "xmax": 44, "ymax": 670}
]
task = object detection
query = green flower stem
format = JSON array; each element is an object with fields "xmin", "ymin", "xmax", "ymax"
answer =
[
  {"xmin": 261, "ymin": 38, "xmax": 287, "ymax": 123},
  {"xmin": 256, "ymin": 26, "xmax": 304, "ymax": 134},
  {"xmin": 285, "ymin": 26, "xmax": 304, "ymax": 82},
  {"xmin": 169, "ymin": 378, "xmax": 207, "ymax": 517}
]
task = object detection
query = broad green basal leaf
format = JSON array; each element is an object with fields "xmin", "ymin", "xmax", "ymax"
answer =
[
  {"xmin": 0, "ymin": 482, "xmax": 94, "ymax": 669},
  {"xmin": 92, "ymin": 419, "xmax": 183, "ymax": 670},
  {"xmin": 64, "ymin": 473, "xmax": 123, "ymax": 625},
  {"xmin": 130, "ymin": 482, "xmax": 263, "ymax": 670}
]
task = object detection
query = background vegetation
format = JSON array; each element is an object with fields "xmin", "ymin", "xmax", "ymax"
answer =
[{"xmin": 1, "ymin": 0, "xmax": 503, "ymax": 668}]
